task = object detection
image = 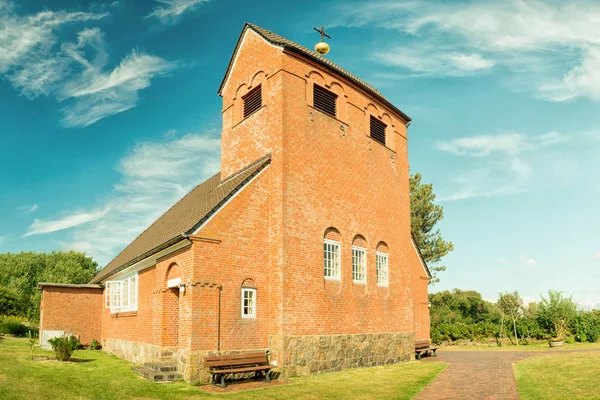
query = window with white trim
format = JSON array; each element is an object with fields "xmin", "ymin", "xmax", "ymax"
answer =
[
  {"xmin": 241, "ymin": 288, "xmax": 256, "ymax": 318},
  {"xmin": 352, "ymin": 246, "xmax": 366, "ymax": 283},
  {"xmin": 376, "ymin": 252, "xmax": 389, "ymax": 286},
  {"xmin": 106, "ymin": 274, "xmax": 138, "ymax": 312},
  {"xmin": 323, "ymin": 239, "xmax": 341, "ymax": 279}
]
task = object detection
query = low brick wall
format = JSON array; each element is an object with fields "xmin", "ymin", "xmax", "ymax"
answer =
[{"xmin": 269, "ymin": 332, "xmax": 415, "ymax": 378}]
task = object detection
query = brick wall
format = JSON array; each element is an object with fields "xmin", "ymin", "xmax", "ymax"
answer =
[
  {"xmin": 190, "ymin": 167, "xmax": 273, "ymax": 351},
  {"xmin": 214, "ymin": 25, "xmax": 430, "ymax": 352},
  {"xmin": 40, "ymin": 286, "xmax": 103, "ymax": 345},
  {"xmin": 101, "ymin": 265, "xmax": 156, "ymax": 345}
]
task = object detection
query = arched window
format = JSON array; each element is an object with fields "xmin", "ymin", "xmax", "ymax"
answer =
[
  {"xmin": 376, "ymin": 242, "xmax": 389, "ymax": 286},
  {"xmin": 324, "ymin": 228, "xmax": 341, "ymax": 280},
  {"xmin": 352, "ymin": 235, "xmax": 367, "ymax": 284}
]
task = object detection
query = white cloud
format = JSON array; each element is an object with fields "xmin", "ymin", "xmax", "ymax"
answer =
[
  {"xmin": 51, "ymin": 132, "xmax": 220, "ymax": 265},
  {"xmin": 334, "ymin": 0, "xmax": 600, "ymax": 101},
  {"xmin": 595, "ymin": 251, "xmax": 600, "ymax": 259},
  {"xmin": 436, "ymin": 131, "xmax": 575, "ymax": 201},
  {"xmin": 436, "ymin": 133, "xmax": 530, "ymax": 157},
  {"xmin": 374, "ymin": 45, "xmax": 495, "ymax": 77},
  {"xmin": 24, "ymin": 207, "xmax": 110, "ymax": 237},
  {"xmin": 520, "ymin": 255, "xmax": 537, "ymax": 267},
  {"xmin": 146, "ymin": 0, "xmax": 209, "ymax": 19},
  {"xmin": 0, "ymin": 0, "xmax": 107, "ymax": 98},
  {"xmin": 58, "ymin": 28, "xmax": 176, "ymax": 127},
  {"xmin": 59, "ymin": 28, "xmax": 176, "ymax": 127},
  {"xmin": 0, "ymin": 1, "xmax": 175, "ymax": 127},
  {"xmin": 436, "ymin": 131, "xmax": 570, "ymax": 157},
  {"xmin": 539, "ymin": 47, "xmax": 600, "ymax": 102},
  {"xmin": 24, "ymin": 204, "xmax": 38, "ymax": 213}
]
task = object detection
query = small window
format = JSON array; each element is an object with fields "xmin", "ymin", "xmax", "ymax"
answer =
[
  {"xmin": 313, "ymin": 84, "xmax": 337, "ymax": 118},
  {"xmin": 324, "ymin": 239, "xmax": 341, "ymax": 279},
  {"xmin": 352, "ymin": 246, "xmax": 366, "ymax": 283},
  {"xmin": 241, "ymin": 288, "xmax": 256, "ymax": 318},
  {"xmin": 376, "ymin": 252, "xmax": 389, "ymax": 286},
  {"xmin": 243, "ymin": 85, "xmax": 262, "ymax": 118},
  {"xmin": 370, "ymin": 116, "xmax": 386, "ymax": 146}
]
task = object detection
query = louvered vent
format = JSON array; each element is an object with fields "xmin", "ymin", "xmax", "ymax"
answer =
[
  {"xmin": 370, "ymin": 116, "xmax": 386, "ymax": 146},
  {"xmin": 313, "ymin": 84, "xmax": 337, "ymax": 118},
  {"xmin": 243, "ymin": 85, "xmax": 262, "ymax": 118}
]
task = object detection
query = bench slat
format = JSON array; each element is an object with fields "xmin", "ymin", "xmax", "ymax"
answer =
[
  {"xmin": 204, "ymin": 352, "xmax": 266, "ymax": 361},
  {"xmin": 207, "ymin": 365, "xmax": 271, "ymax": 374},
  {"xmin": 204, "ymin": 358, "xmax": 268, "ymax": 367}
]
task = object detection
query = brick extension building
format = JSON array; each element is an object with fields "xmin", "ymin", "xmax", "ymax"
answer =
[{"xmin": 38, "ymin": 23, "xmax": 431, "ymax": 384}]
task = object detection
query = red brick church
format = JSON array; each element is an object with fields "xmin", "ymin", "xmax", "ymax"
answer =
[{"xmin": 38, "ymin": 23, "xmax": 431, "ymax": 384}]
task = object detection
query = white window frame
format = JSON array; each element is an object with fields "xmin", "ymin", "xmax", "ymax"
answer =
[
  {"xmin": 323, "ymin": 239, "xmax": 341, "ymax": 280},
  {"xmin": 241, "ymin": 288, "xmax": 257, "ymax": 319},
  {"xmin": 376, "ymin": 252, "xmax": 389, "ymax": 287},
  {"xmin": 105, "ymin": 273, "xmax": 138, "ymax": 313},
  {"xmin": 352, "ymin": 246, "xmax": 367, "ymax": 284}
]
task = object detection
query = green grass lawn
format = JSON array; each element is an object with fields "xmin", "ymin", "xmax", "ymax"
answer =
[
  {"xmin": 0, "ymin": 336, "xmax": 446, "ymax": 400},
  {"xmin": 514, "ymin": 351, "xmax": 600, "ymax": 400},
  {"xmin": 440, "ymin": 341, "xmax": 600, "ymax": 351}
]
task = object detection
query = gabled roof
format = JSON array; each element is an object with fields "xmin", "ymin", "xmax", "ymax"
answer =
[
  {"xmin": 218, "ymin": 23, "xmax": 411, "ymax": 124},
  {"xmin": 90, "ymin": 156, "xmax": 271, "ymax": 284},
  {"xmin": 411, "ymin": 233, "xmax": 432, "ymax": 279}
]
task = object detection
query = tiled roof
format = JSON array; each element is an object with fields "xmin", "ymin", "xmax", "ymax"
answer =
[
  {"xmin": 218, "ymin": 23, "xmax": 411, "ymax": 123},
  {"xmin": 90, "ymin": 156, "xmax": 271, "ymax": 283}
]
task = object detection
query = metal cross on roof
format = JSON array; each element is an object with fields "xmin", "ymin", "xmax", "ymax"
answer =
[{"xmin": 313, "ymin": 25, "xmax": 331, "ymax": 42}]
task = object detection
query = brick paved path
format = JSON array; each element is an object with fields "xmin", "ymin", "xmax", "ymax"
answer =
[{"xmin": 415, "ymin": 350, "xmax": 589, "ymax": 400}]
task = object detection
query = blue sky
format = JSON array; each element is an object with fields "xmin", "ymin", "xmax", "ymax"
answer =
[{"xmin": 1, "ymin": 0, "xmax": 599, "ymax": 308}]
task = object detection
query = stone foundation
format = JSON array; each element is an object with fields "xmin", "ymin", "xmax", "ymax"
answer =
[
  {"xmin": 104, "ymin": 332, "xmax": 415, "ymax": 384},
  {"xmin": 102, "ymin": 338, "xmax": 176, "ymax": 365},
  {"xmin": 269, "ymin": 332, "xmax": 415, "ymax": 378}
]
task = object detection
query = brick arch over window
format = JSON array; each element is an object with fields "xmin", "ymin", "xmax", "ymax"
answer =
[
  {"xmin": 352, "ymin": 234, "xmax": 367, "ymax": 248},
  {"xmin": 241, "ymin": 278, "xmax": 256, "ymax": 288},
  {"xmin": 324, "ymin": 227, "xmax": 341, "ymax": 242},
  {"xmin": 165, "ymin": 263, "xmax": 181, "ymax": 288},
  {"xmin": 376, "ymin": 241, "xmax": 389, "ymax": 253}
]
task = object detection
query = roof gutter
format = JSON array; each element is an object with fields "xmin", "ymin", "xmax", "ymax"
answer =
[{"xmin": 37, "ymin": 282, "xmax": 103, "ymax": 290}]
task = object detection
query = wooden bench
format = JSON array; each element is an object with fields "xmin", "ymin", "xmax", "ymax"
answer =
[
  {"xmin": 203, "ymin": 352, "xmax": 272, "ymax": 388},
  {"xmin": 415, "ymin": 339, "xmax": 438, "ymax": 360}
]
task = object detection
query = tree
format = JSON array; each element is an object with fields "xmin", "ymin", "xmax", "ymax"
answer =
[
  {"xmin": 0, "ymin": 251, "xmax": 98, "ymax": 320},
  {"xmin": 537, "ymin": 290, "xmax": 578, "ymax": 341},
  {"xmin": 497, "ymin": 291, "xmax": 524, "ymax": 346},
  {"xmin": 410, "ymin": 173, "xmax": 454, "ymax": 283}
]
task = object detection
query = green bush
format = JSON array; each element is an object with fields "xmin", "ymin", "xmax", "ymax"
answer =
[
  {"xmin": 0, "ymin": 316, "xmax": 37, "ymax": 337},
  {"xmin": 571, "ymin": 312, "xmax": 600, "ymax": 343},
  {"xmin": 89, "ymin": 339, "xmax": 101, "ymax": 350},
  {"xmin": 48, "ymin": 335, "xmax": 81, "ymax": 361}
]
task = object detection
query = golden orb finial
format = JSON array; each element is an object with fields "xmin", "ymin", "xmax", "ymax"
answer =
[
  {"xmin": 314, "ymin": 41, "xmax": 330, "ymax": 55},
  {"xmin": 313, "ymin": 25, "xmax": 331, "ymax": 55}
]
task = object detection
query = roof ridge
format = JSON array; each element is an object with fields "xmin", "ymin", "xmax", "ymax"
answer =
[{"xmin": 219, "ymin": 153, "xmax": 271, "ymax": 185}]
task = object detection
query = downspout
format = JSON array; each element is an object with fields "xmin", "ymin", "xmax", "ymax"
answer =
[{"xmin": 218, "ymin": 286, "xmax": 222, "ymax": 353}]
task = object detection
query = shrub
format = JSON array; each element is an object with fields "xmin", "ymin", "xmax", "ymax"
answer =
[
  {"xmin": 571, "ymin": 312, "xmax": 600, "ymax": 343},
  {"xmin": 0, "ymin": 316, "xmax": 37, "ymax": 337},
  {"xmin": 48, "ymin": 335, "xmax": 81, "ymax": 361},
  {"xmin": 537, "ymin": 290, "xmax": 578, "ymax": 340},
  {"xmin": 89, "ymin": 339, "xmax": 101, "ymax": 350}
]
